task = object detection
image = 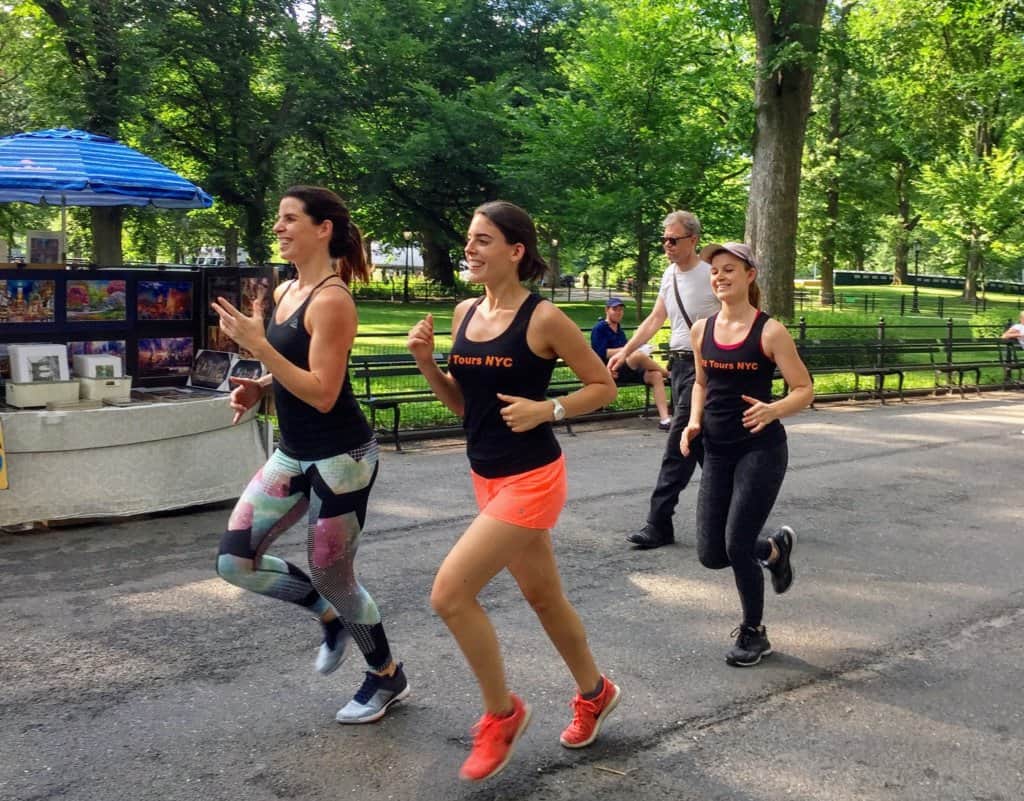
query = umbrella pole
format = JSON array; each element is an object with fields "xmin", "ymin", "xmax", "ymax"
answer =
[{"xmin": 60, "ymin": 197, "xmax": 67, "ymax": 266}]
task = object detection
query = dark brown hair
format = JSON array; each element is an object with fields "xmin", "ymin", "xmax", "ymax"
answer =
[
  {"xmin": 282, "ymin": 186, "xmax": 370, "ymax": 284},
  {"xmin": 472, "ymin": 200, "xmax": 548, "ymax": 282}
]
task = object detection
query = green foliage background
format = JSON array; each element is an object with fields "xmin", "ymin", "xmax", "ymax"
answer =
[{"xmin": 2, "ymin": 0, "xmax": 1023, "ymax": 306}]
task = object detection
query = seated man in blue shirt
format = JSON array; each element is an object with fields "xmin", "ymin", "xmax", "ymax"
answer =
[{"xmin": 591, "ymin": 297, "xmax": 672, "ymax": 429}]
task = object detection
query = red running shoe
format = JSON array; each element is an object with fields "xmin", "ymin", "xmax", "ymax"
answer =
[
  {"xmin": 559, "ymin": 676, "xmax": 621, "ymax": 748},
  {"xmin": 459, "ymin": 693, "xmax": 532, "ymax": 782}
]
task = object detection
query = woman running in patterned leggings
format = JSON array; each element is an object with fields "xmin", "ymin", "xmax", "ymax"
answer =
[{"xmin": 211, "ymin": 186, "xmax": 408, "ymax": 723}]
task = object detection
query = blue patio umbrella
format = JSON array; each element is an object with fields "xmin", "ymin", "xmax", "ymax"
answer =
[
  {"xmin": 0, "ymin": 128, "xmax": 213, "ymax": 208},
  {"xmin": 0, "ymin": 127, "xmax": 213, "ymax": 262}
]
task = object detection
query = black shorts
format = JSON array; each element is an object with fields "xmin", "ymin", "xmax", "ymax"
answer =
[{"xmin": 614, "ymin": 363, "xmax": 646, "ymax": 385}]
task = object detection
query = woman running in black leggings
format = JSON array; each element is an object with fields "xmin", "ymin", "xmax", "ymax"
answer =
[
  {"xmin": 681, "ymin": 242, "xmax": 813, "ymax": 667},
  {"xmin": 211, "ymin": 186, "xmax": 408, "ymax": 722}
]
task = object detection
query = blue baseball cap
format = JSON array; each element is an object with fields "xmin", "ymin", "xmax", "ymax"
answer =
[{"xmin": 605, "ymin": 297, "xmax": 626, "ymax": 308}]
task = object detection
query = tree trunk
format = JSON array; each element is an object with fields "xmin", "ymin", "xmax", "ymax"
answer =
[
  {"xmin": 818, "ymin": 2, "xmax": 852, "ymax": 308},
  {"xmin": 746, "ymin": 0, "xmax": 827, "ymax": 319},
  {"xmin": 243, "ymin": 202, "xmax": 268, "ymax": 265},
  {"xmin": 225, "ymin": 228, "xmax": 239, "ymax": 268},
  {"xmin": 548, "ymin": 241, "xmax": 561, "ymax": 288},
  {"xmin": 90, "ymin": 207, "xmax": 123, "ymax": 266},
  {"xmin": 894, "ymin": 240, "xmax": 909, "ymax": 286},
  {"xmin": 633, "ymin": 213, "xmax": 650, "ymax": 320},
  {"xmin": 963, "ymin": 233, "xmax": 982, "ymax": 302},
  {"xmin": 421, "ymin": 232, "xmax": 455, "ymax": 287},
  {"xmin": 894, "ymin": 160, "xmax": 915, "ymax": 283},
  {"xmin": 820, "ymin": 164, "xmax": 838, "ymax": 305}
]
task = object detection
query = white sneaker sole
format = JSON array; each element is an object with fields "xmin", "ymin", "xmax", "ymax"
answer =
[
  {"xmin": 726, "ymin": 647, "xmax": 773, "ymax": 667},
  {"xmin": 335, "ymin": 683, "xmax": 411, "ymax": 724}
]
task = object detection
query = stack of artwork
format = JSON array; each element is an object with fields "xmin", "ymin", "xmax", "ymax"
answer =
[{"xmin": 1, "ymin": 266, "xmax": 276, "ymax": 398}]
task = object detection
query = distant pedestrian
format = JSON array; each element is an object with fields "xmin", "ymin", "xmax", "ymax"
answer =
[
  {"xmin": 681, "ymin": 242, "xmax": 813, "ymax": 667},
  {"xmin": 408, "ymin": 201, "xmax": 620, "ymax": 782},
  {"xmin": 211, "ymin": 186, "xmax": 408, "ymax": 723}
]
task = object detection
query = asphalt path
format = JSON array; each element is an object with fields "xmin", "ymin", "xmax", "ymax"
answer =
[{"xmin": 2, "ymin": 394, "xmax": 1023, "ymax": 801}]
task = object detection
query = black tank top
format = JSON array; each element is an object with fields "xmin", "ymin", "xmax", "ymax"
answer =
[
  {"xmin": 449, "ymin": 293, "xmax": 561, "ymax": 478},
  {"xmin": 699, "ymin": 310, "xmax": 786, "ymax": 450},
  {"xmin": 265, "ymin": 276, "xmax": 373, "ymax": 460}
]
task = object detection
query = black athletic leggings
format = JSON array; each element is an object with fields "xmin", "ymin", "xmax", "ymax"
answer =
[{"xmin": 696, "ymin": 439, "xmax": 788, "ymax": 628}]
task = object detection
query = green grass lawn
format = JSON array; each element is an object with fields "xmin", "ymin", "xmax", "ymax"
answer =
[
  {"xmin": 353, "ymin": 284, "xmax": 1019, "ymax": 350},
  {"xmin": 353, "ymin": 298, "xmax": 658, "ymax": 355},
  {"xmin": 296, "ymin": 284, "xmax": 1020, "ymax": 435}
]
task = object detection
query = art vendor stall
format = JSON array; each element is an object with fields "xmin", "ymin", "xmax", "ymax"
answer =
[
  {"xmin": 0, "ymin": 397, "xmax": 265, "ymax": 528},
  {"xmin": 0, "ymin": 264, "xmax": 276, "ymax": 528}
]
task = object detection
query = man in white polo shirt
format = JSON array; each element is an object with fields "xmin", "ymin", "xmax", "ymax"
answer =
[{"xmin": 608, "ymin": 210, "xmax": 721, "ymax": 549}]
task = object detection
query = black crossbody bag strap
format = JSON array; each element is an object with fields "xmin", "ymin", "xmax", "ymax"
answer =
[{"xmin": 671, "ymin": 272, "xmax": 694, "ymax": 330}]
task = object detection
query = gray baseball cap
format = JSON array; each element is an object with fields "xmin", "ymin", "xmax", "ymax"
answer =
[{"xmin": 700, "ymin": 242, "xmax": 759, "ymax": 270}]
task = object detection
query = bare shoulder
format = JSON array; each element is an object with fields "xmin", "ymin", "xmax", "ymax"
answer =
[
  {"xmin": 454, "ymin": 296, "xmax": 479, "ymax": 315},
  {"xmin": 762, "ymin": 317, "xmax": 792, "ymax": 341},
  {"xmin": 452, "ymin": 296, "xmax": 479, "ymax": 327},
  {"xmin": 533, "ymin": 296, "xmax": 575, "ymax": 332},
  {"xmin": 272, "ymin": 280, "xmax": 291, "ymax": 303},
  {"xmin": 307, "ymin": 282, "xmax": 355, "ymax": 324},
  {"xmin": 761, "ymin": 316, "xmax": 796, "ymax": 357}
]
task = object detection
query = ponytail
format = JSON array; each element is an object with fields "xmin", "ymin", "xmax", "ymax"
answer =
[
  {"xmin": 335, "ymin": 221, "xmax": 370, "ymax": 285},
  {"xmin": 749, "ymin": 280, "xmax": 761, "ymax": 309}
]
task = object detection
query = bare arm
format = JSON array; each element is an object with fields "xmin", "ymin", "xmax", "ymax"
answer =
[
  {"xmin": 498, "ymin": 302, "xmax": 617, "ymax": 432},
  {"xmin": 607, "ymin": 295, "xmax": 669, "ymax": 371},
  {"xmin": 680, "ymin": 319, "xmax": 707, "ymax": 456},
  {"xmin": 407, "ymin": 304, "xmax": 468, "ymax": 417},
  {"xmin": 741, "ymin": 320, "xmax": 814, "ymax": 432},
  {"xmin": 251, "ymin": 288, "xmax": 354, "ymax": 413},
  {"xmin": 211, "ymin": 282, "xmax": 352, "ymax": 413}
]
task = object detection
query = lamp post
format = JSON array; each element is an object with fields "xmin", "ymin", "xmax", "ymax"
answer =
[
  {"xmin": 911, "ymin": 240, "xmax": 921, "ymax": 313},
  {"xmin": 402, "ymin": 230, "xmax": 412, "ymax": 304},
  {"xmin": 550, "ymin": 238, "xmax": 559, "ymax": 295}
]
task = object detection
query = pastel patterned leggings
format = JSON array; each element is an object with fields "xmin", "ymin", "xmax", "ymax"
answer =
[{"xmin": 216, "ymin": 440, "xmax": 392, "ymax": 670}]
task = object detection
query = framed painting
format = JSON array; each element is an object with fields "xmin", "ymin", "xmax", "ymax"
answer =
[
  {"xmin": 27, "ymin": 230, "xmax": 63, "ymax": 264},
  {"xmin": 0, "ymin": 279, "xmax": 57, "ymax": 324},
  {"xmin": 66, "ymin": 279, "xmax": 128, "ymax": 322},
  {"xmin": 137, "ymin": 336, "xmax": 194, "ymax": 378},
  {"xmin": 137, "ymin": 280, "xmax": 194, "ymax": 321},
  {"xmin": 67, "ymin": 340, "xmax": 127, "ymax": 374}
]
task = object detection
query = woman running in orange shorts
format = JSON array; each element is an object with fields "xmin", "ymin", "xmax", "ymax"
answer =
[{"xmin": 407, "ymin": 201, "xmax": 620, "ymax": 782}]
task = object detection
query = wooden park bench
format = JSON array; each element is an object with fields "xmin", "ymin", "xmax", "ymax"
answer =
[
  {"xmin": 854, "ymin": 339, "xmax": 938, "ymax": 403},
  {"xmin": 349, "ymin": 352, "xmax": 447, "ymax": 450},
  {"xmin": 930, "ymin": 337, "xmax": 1017, "ymax": 397},
  {"xmin": 1003, "ymin": 343, "xmax": 1024, "ymax": 388}
]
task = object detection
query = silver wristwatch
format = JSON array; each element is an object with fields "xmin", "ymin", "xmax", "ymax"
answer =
[{"xmin": 551, "ymin": 397, "xmax": 566, "ymax": 421}]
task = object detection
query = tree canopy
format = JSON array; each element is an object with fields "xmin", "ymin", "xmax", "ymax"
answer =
[{"xmin": 3, "ymin": 0, "xmax": 1023, "ymax": 309}]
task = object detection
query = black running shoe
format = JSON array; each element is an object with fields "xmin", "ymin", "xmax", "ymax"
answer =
[
  {"xmin": 725, "ymin": 624, "xmax": 772, "ymax": 667},
  {"xmin": 626, "ymin": 525, "xmax": 675, "ymax": 549},
  {"xmin": 762, "ymin": 525, "xmax": 795, "ymax": 594}
]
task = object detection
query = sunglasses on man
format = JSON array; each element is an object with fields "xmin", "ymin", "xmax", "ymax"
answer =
[{"xmin": 660, "ymin": 235, "xmax": 694, "ymax": 246}]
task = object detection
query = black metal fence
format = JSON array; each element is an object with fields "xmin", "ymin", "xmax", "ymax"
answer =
[
  {"xmin": 348, "ymin": 315, "xmax": 1023, "ymax": 440},
  {"xmin": 795, "ymin": 287, "xmax": 1024, "ymax": 319}
]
